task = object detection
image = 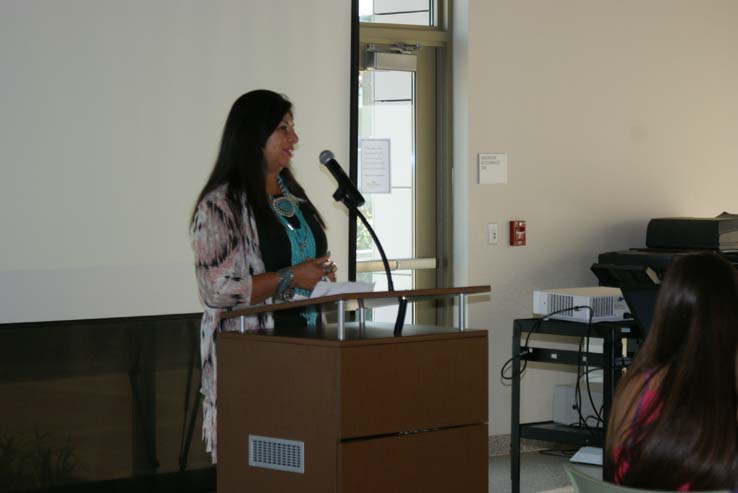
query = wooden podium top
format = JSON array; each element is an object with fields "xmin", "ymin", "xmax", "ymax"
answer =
[
  {"xmin": 219, "ymin": 285, "xmax": 490, "ymax": 342},
  {"xmin": 222, "ymin": 285, "xmax": 490, "ymax": 319}
]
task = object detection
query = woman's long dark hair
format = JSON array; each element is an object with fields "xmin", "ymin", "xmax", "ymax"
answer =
[
  {"xmin": 605, "ymin": 252, "xmax": 738, "ymax": 490},
  {"xmin": 191, "ymin": 90, "xmax": 324, "ymax": 231}
]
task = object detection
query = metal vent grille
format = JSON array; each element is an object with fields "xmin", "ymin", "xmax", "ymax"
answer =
[
  {"xmin": 592, "ymin": 296, "xmax": 614, "ymax": 317},
  {"xmin": 548, "ymin": 294, "xmax": 574, "ymax": 317},
  {"xmin": 248, "ymin": 435, "xmax": 304, "ymax": 474}
]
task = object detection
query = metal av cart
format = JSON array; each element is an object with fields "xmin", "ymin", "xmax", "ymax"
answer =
[{"xmin": 510, "ymin": 317, "xmax": 641, "ymax": 493}]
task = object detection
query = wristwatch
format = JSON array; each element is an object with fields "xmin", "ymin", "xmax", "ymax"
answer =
[{"xmin": 275, "ymin": 267, "xmax": 295, "ymax": 301}]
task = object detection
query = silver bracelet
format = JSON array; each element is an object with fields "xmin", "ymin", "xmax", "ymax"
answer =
[{"xmin": 275, "ymin": 267, "xmax": 294, "ymax": 301}]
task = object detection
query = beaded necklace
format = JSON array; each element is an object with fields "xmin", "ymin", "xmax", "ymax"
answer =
[{"xmin": 271, "ymin": 174, "xmax": 318, "ymax": 328}]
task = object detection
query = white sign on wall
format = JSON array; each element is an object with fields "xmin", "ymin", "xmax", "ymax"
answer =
[
  {"xmin": 359, "ymin": 138, "xmax": 391, "ymax": 193},
  {"xmin": 478, "ymin": 153, "xmax": 508, "ymax": 184}
]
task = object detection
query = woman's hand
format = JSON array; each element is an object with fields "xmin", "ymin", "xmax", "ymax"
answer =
[
  {"xmin": 290, "ymin": 255, "xmax": 336, "ymax": 291},
  {"xmin": 321, "ymin": 258, "xmax": 337, "ymax": 283}
]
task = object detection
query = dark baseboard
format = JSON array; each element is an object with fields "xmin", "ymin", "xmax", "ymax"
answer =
[{"xmin": 32, "ymin": 467, "xmax": 216, "ymax": 493}]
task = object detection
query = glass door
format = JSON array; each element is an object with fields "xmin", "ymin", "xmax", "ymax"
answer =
[{"xmin": 356, "ymin": 44, "xmax": 437, "ymax": 325}]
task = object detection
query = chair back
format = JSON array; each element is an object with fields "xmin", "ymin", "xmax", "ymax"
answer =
[{"xmin": 564, "ymin": 464, "xmax": 729, "ymax": 493}]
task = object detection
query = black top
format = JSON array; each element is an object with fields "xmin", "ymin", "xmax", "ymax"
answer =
[{"xmin": 256, "ymin": 197, "xmax": 327, "ymax": 329}]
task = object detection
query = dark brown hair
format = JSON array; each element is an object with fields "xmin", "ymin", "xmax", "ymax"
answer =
[
  {"xmin": 605, "ymin": 252, "xmax": 738, "ymax": 490},
  {"xmin": 191, "ymin": 90, "xmax": 324, "ymax": 231}
]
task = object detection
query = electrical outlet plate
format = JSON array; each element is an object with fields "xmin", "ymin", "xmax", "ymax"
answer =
[{"xmin": 488, "ymin": 223, "xmax": 498, "ymax": 244}]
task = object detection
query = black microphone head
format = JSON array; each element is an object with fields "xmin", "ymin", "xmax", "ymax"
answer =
[{"xmin": 319, "ymin": 150, "xmax": 334, "ymax": 165}]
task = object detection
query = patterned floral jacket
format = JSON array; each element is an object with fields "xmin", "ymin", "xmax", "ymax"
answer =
[{"xmin": 190, "ymin": 184, "xmax": 274, "ymax": 463}]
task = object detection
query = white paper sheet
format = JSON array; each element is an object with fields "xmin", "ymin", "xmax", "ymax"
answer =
[{"xmin": 310, "ymin": 281, "xmax": 375, "ymax": 298}]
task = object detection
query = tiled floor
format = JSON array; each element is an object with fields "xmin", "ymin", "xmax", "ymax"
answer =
[
  {"xmin": 172, "ymin": 450, "xmax": 597, "ymax": 493},
  {"xmin": 489, "ymin": 450, "xmax": 602, "ymax": 493}
]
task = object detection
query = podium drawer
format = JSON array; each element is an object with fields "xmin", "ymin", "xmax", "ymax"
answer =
[
  {"xmin": 340, "ymin": 423, "xmax": 487, "ymax": 493},
  {"xmin": 339, "ymin": 335, "xmax": 487, "ymax": 438}
]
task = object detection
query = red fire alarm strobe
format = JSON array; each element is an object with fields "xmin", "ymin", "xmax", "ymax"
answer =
[{"xmin": 509, "ymin": 220, "xmax": 526, "ymax": 246}]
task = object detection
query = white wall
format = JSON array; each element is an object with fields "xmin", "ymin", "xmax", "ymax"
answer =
[
  {"xmin": 454, "ymin": 0, "xmax": 738, "ymax": 435},
  {"xmin": 0, "ymin": 1, "xmax": 351, "ymax": 323}
]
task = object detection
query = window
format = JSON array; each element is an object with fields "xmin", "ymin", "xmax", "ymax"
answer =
[{"xmin": 359, "ymin": 0, "xmax": 436, "ymax": 26}]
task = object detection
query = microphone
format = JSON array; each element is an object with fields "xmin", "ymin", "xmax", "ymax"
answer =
[
  {"xmin": 318, "ymin": 150, "xmax": 403, "ymax": 330},
  {"xmin": 319, "ymin": 150, "xmax": 365, "ymax": 208}
]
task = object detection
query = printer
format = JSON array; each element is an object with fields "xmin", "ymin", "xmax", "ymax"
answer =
[{"xmin": 593, "ymin": 213, "xmax": 738, "ymax": 287}]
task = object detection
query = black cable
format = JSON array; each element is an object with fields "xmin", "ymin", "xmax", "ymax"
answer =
[
  {"xmin": 574, "ymin": 334, "xmax": 592, "ymax": 433},
  {"xmin": 500, "ymin": 317, "xmax": 541, "ymax": 381},
  {"xmin": 567, "ymin": 416, "xmax": 602, "ymax": 428},
  {"xmin": 570, "ymin": 307, "xmax": 610, "ymax": 439},
  {"xmin": 566, "ymin": 366, "xmax": 602, "ymax": 432},
  {"xmin": 579, "ymin": 365, "xmax": 605, "ymax": 425},
  {"xmin": 500, "ymin": 306, "xmax": 592, "ymax": 381},
  {"xmin": 584, "ymin": 318, "xmax": 604, "ymax": 425},
  {"xmin": 572, "ymin": 308, "xmax": 623, "ymax": 440}
]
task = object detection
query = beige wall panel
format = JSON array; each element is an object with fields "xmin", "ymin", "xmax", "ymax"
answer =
[{"xmin": 454, "ymin": 0, "xmax": 738, "ymax": 434}]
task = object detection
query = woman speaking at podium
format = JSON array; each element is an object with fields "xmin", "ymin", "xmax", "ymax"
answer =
[{"xmin": 190, "ymin": 90, "xmax": 335, "ymax": 461}]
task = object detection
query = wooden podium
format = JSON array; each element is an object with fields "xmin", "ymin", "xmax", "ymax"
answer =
[{"xmin": 217, "ymin": 286, "xmax": 489, "ymax": 493}]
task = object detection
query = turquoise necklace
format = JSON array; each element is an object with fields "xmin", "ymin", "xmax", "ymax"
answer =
[{"xmin": 271, "ymin": 174, "xmax": 318, "ymax": 328}]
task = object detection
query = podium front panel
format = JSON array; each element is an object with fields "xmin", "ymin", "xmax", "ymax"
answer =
[
  {"xmin": 217, "ymin": 328, "xmax": 488, "ymax": 493},
  {"xmin": 339, "ymin": 334, "xmax": 487, "ymax": 439}
]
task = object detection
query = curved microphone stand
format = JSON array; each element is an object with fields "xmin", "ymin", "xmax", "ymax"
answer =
[{"xmin": 330, "ymin": 183, "xmax": 408, "ymax": 334}]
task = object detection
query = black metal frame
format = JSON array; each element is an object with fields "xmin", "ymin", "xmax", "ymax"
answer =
[
  {"xmin": 510, "ymin": 317, "xmax": 641, "ymax": 493},
  {"xmin": 348, "ymin": 0, "xmax": 359, "ymax": 283}
]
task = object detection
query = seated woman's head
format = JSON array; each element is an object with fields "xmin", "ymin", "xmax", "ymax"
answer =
[
  {"xmin": 607, "ymin": 252, "xmax": 738, "ymax": 489},
  {"xmin": 644, "ymin": 252, "xmax": 738, "ymax": 372}
]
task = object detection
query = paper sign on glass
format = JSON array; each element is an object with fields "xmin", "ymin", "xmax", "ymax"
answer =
[{"xmin": 359, "ymin": 138, "xmax": 391, "ymax": 194}]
